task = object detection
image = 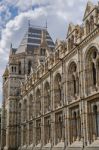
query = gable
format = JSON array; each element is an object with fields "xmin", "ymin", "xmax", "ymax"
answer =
[
  {"xmin": 83, "ymin": 1, "xmax": 95, "ymax": 20},
  {"xmin": 67, "ymin": 23, "xmax": 75, "ymax": 37}
]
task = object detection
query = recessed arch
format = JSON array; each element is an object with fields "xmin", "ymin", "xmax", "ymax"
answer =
[
  {"xmin": 29, "ymin": 94, "xmax": 33, "ymax": 119},
  {"xmin": 67, "ymin": 61, "xmax": 79, "ymax": 101},
  {"xmin": 84, "ymin": 43, "xmax": 99, "ymax": 61},
  {"xmin": 54, "ymin": 73, "xmax": 62, "ymax": 108},
  {"xmin": 85, "ymin": 45, "xmax": 99, "ymax": 94},
  {"xmin": 44, "ymin": 81, "xmax": 50, "ymax": 113},
  {"xmin": 36, "ymin": 88, "xmax": 41, "ymax": 116}
]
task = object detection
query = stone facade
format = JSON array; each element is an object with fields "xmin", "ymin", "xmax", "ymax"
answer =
[{"xmin": 1, "ymin": 1, "xmax": 99, "ymax": 150}]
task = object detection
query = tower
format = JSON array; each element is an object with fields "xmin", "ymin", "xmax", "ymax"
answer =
[{"xmin": 1, "ymin": 25, "xmax": 55, "ymax": 150}]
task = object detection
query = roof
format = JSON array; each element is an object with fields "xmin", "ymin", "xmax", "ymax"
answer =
[
  {"xmin": 83, "ymin": 1, "xmax": 95, "ymax": 20},
  {"xmin": 16, "ymin": 26, "xmax": 55, "ymax": 54},
  {"xmin": 3, "ymin": 67, "xmax": 9, "ymax": 77}
]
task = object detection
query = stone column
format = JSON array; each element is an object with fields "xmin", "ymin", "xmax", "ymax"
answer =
[
  {"xmin": 33, "ymin": 120, "xmax": 36, "ymax": 146},
  {"xmin": 67, "ymin": 107, "xmax": 70, "ymax": 146},
  {"xmin": 41, "ymin": 117, "xmax": 44, "ymax": 146},
  {"xmin": 6, "ymin": 128, "xmax": 9, "ymax": 149},
  {"xmin": 27, "ymin": 123, "xmax": 29, "ymax": 146},
  {"xmin": 21, "ymin": 126, "xmax": 24, "ymax": 146},
  {"xmin": 51, "ymin": 113, "xmax": 55, "ymax": 146}
]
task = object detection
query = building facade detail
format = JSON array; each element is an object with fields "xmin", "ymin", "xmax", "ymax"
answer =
[{"xmin": 1, "ymin": 1, "xmax": 99, "ymax": 150}]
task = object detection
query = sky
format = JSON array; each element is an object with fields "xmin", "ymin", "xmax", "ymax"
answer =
[{"xmin": 0, "ymin": 0, "xmax": 98, "ymax": 107}]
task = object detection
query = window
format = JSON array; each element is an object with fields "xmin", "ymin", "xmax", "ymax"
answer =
[
  {"xmin": 72, "ymin": 75, "xmax": 76, "ymax": 95},
  {"xmin": 93, "ymin": 105, "xmax": 99, "ymax": 137},
  {"xmin": 92, "ymin": 62, "xmax": 96, "ymax": 86},
  {"xmin": 15, "ymin": 67, "xmax": 16, "ymax": 72},
  {"xmin": 36, "ymin": 89, "xmax": 41, "ymax": 116},
  {"xmin": 85, "ymin": 48, "xmax": 98, "ymax": 94},
  {"xmin": 40, "ymin": 48, "xmax": 46, "ymax": 56},
  {"xmin": 18, "ymin": 62, "xmax": 21, "ymax": 75},
  {"xmin": 90, "ymin": 16, "xmax": 94, "ymax": 31},
  {"xmin": 12, "ymin": 66, "xmax": 13, "ymax": 72},
  {"xmin": 68, "ymin": 62, "xmax": 79, "ymax": 100},
  {"xmin": 73, "ymin": 112, "xmax": 77, "ymax": 139},
  {"xmin": 86, "ymin": 20, "xmax": 90, "ymax": 34},
  {"xmin": 71, "ymin": 35, "xmax": 74, "ymax": 49},
  {"xmin": 28, "ymin": 61, "xmax": 32, "ymax": 74},
  {"xmin": 44, "ymin": 82, "xmax": 50, "ymax": 113},
  {"xmin": 54, "ymin": 73, "xmax": 62, "ymax": 108}
]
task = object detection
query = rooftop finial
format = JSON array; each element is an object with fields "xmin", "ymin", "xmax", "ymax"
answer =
[
  {"xmin": 46, "ymin": 20, "xmax": 48, "ymax": 29},
  {"xmin": 28, "ymin": 20, "xmax": 30, "ymax": 27},
  {"xmin": 10, "ymin": 43, "xmax": 12, "ymax": 48}
]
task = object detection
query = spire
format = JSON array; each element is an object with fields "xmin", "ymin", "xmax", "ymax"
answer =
[
  {"xmin": 41, "ymin": 30, "xmax": 46, "ymax": 43},
  {"xmin": 10, "ymin": 43, "xmax": 12, "ymax": 48},
  {"xmin": 28, "ymin": 20, "xmax": 30, "ymax": 27},
  {"xmin": 10, "ymin": 43, "xmax": 13, "ymax": 55},
  {"xmin": 46, "ymin": 20, "xmax": 48, "ymax": 29},
  {"xmin": 3, "ymin": 66, "xmax": 9, "ymax": 77}
]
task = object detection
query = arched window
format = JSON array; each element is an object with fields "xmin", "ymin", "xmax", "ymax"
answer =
[
  {"xmin": 71, "ymin": 110, "xmax": 81, "ymax": 142},
  {"xmin": 29, "ymin": 123, "xmax": 33, "ymax": 145},
  {"xmin": 12, "ymin": 66, "xmax": 13, "ymax": 72},
  {"xmin": 36, "ymin": 120, "xmax": 41, "ymax": 144},
  {"xmin": 23, "ymin": 125, "xmax": 27, "ymax": 145},
  {"xmin": 68, "ymin": 38, "xmax": 71, "ymax": 50},
  {"xmin": 72, "ymin": 75, "xmax": 76, "ymax": 95},
  {"xmin": 55, "ymin": 112, "xmax": 63, "ymax": 144},
  {"xmin": 29, "ymin": 95, "xmax": 33, "ymax": 120},
  {"xmin": 59, "ymin": 115, "xmax": 63, "ymax": 140},
  {"xmin": 97, "ymin": 60, "xmax": 99, "ymax": 85},
  {"xmin": 36, "ymin": 89, "xmax": 41, "ymax": 116},
  {"xmin": 86, "ymin": 20, "xmax": 90, "ymax": 34},
  {"xmin": 68, "ymin": 62, "xmax": 79, "ymax": 101},
  {"xmin": 71, "ymin": 35, "xmax": 74, "ymax": 49},
  {"xmin": 54, "ymin": 73, "xmax": 62, "ymax": 108},
  {"xmin": 47, "ymin": 119, "xmax": 51, "ymax": 141},
  {"xmin": 23, "ymin": 100, "xmax": 27, "ymax": 121},
  {"xmin": 44, "ymin": 82, "xmax": 50, "ymax": 113},
  {"xmin": 93, "ymin": 105, "xmax": 99, "ymax": 137},
  {"xmin": 85, "ymin": 47, "xmax": 98, "ymax": 94},
  {"xmin": 19, "ymin": 103, "xmax": 21, "ymax": 123},
  {"xmin": 73, "ymin": 112, "xmax": 77, "ymax": 139},
  {"xmin": 90, "ymin": 16, "xmax": 94, "ymax": 31},
  {"xmin": 44, "ymin": 117, "xmax": 51, "ymax": 144},
  {"xmin": 18, "ymin": 62, "xmax": 21, "ymax": 75},
  {"xmin": 40, "ymin": 48, "xmax": 46, "ymax": 56},
  {"xmin": 77, "ymin": 111, "xmax": 81, "ymax": 138},
  {"xmin": 28, "ymin": 60, "xmax": 32, "ymax": 74},
  {"xmin": 92, "ymin": 62, "xmax": 96, "ymax": 86},
  {"xmin": 18, "ymin": 103, "xmax": 21, "ymax": 146}
]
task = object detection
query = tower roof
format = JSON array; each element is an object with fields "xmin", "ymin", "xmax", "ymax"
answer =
[
  {"xmin": 16, "ymin": 26, "xmax": 55, "ymax": 54},
  {"xmin": 3, "ymin": 67, "xmax": 9, "ymax": 77}
]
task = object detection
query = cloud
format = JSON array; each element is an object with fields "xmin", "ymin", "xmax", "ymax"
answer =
[{"xmin": 0, "ymin": 7, "xmax": 47, "ymax": 53}]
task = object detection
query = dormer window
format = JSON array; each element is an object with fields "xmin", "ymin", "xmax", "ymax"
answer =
[
  {"xmin": 86, "ymin": 20, "xmax": 90, "ymax": 34},
  {"xmin": 40, "ymin": 48, "xmax": 46, "ymax": 56},
  {"xmin": 71, "ymin": 35, "xmax": 74, "ymax": 49},
  {"xmin": 90, "ymin": 16, "xmax": 94, "ymax": 31}
]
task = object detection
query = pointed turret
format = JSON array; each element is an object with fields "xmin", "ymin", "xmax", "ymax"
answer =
[
  {"xmin": 3, "ymin": 66, "xmax": 9, "ymax": 83},
  {"xmin": 83, "ymin": 1, "xmax": 95, "ymax": 20},
  {"xmin": 67, "ymin": 23, "xmax": 75, "ymax": 38},
  {"xmin": 9, "ymin": 43, "xmax": 17, "ymax": 56}
]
